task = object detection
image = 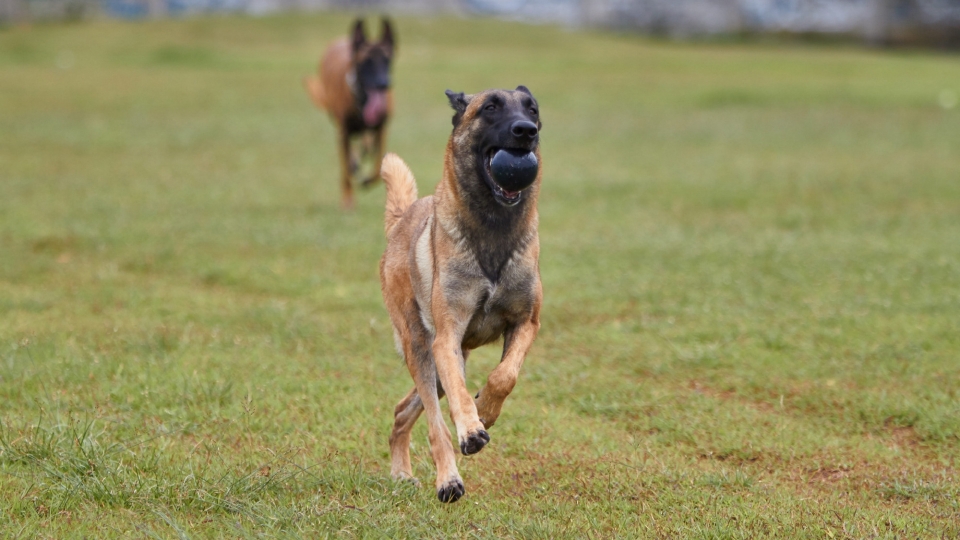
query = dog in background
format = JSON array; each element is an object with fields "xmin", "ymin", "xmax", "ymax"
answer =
[
  {"xmin": 304, "ymin": 18, "xmax": 395, "ymax": 209},
  {"xmin": 378, "ymin": 86, "xmax": 543, "ymax": 502}
]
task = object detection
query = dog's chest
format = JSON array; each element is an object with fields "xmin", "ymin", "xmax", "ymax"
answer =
[
  {"xmin": 458, "ymin": 266, "xmax": 537, "ymax": 349},
  {"xmin": 416, "ymin": 213, "xmax": 538, "ymax": 348}
]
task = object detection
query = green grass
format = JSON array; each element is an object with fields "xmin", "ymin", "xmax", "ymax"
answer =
[{"xmin": 2, "ymin": 13, "xmax": 960, "ymax": 538}]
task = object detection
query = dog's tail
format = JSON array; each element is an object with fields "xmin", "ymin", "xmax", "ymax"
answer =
[
  {"xmin": 381, "ymin": 153, "xmax": 418, "ymax": 235},
  {"xmin": 303, "ymin": 74, "xmax": 326, "ymax": 110}
]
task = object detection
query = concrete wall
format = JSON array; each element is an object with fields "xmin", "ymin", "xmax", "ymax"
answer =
[
  {"xmin": 579, "ymin": 0, "xmax": 960, "ymax": 44},
  {"xmin": 3, "ymin": 0, "xmax": 960, "ymax": 46}
]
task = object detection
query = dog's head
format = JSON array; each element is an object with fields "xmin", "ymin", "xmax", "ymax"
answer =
[
  {"xmin": 350, "ymin": 18, "xmax": 395, "ymax": 127},
  {"xmin": 445, "ymin": 86, "xmax": 542, "ymax": 208}
]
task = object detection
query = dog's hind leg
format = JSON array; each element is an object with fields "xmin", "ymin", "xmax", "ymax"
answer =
[
  {"xmin": 475, "ymin": 314, "xmax": 540, "ymax": 429},
  {"xmin": 337, "ymin": 128, "xmax": 355, "ymax": 209},
  {"xmin": 389, "ymin": 387, "xmax": 422, "ymax": 482}
]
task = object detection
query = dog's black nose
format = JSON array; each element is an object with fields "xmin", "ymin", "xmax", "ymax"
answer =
[{"xmin": 511, "ymin": 120, "xmax": 538, "ymax": 140}]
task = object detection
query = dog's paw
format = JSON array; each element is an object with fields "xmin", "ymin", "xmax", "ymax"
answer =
[
  {"xmin": 436, "ymin": 479, "xmax": 465, "ymax": 503},
  {"xmin": 459, "ymin": 429, "xmax": 490, "ymax": 456}
]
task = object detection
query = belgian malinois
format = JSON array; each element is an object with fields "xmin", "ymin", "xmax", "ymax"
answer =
[
  {"xmin": 304, "ymin": 18, "xmax": 395, "ymax": 209},
  {"xmin": 378, "ymin": 86, "xmax": 543, "ymax": 503}
]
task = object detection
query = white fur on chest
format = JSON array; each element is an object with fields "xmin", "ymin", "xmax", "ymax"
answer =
[{"xmin": 413, "ymin": 215, "xmax": 436, "ymax": 334}]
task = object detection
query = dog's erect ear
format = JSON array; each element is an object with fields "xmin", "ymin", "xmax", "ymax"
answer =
[
  {"xmin": 380, "ymin": 18, "xmax": 395, "ymax": 54},
  {"xmin": 351, "ymin": 19, "xmax": 367, "ymax": 54},
  {"xmin": 445, "ymin": 90, "xmax": 467, "ymax": 112},
  {"xmin": 445, "ymin": 89, "xmax": 470, "ymax": 127}
]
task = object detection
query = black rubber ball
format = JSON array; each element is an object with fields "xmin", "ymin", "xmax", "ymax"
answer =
[{"xmin": 490, "ymin": 149, "xmax": 539, "ymax": 192}]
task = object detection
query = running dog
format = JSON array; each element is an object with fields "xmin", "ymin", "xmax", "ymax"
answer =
[
  {"xmin": 304, "ymin": 18, "xmax": 395, "ymax": 208},
  {"xmin": 378, "ymin": 86, "xmax": 543, "ymax": 503}
]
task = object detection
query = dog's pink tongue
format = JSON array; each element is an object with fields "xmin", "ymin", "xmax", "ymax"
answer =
[{"xmin": 363, "ymin": 91, "xmax": 387, "ymax": 126}]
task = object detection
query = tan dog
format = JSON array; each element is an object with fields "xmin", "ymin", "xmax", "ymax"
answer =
[
  {"xmin": 378, "ymin": 86, "xmax": 543, "ymax": 502},
  {"xmin": 304, "ymin": 19, "xmax": 395, "ymax": 209}
]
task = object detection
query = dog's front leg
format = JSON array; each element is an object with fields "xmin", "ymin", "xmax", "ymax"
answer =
[
  {"xmin": 475, "ymin": 313, "xmax": 540, "ymax": 429},
  {"xmin": 390, "ymin": 346, "xmax": 472, "ymax": 476},
  {"xmin": 432, "ymin": 324, "xmax": 490, "ymax": 456},
  {"xmin": 337, "ymin": 128, "xmax": 354, "ymax": 209},
  {"xmin": 411, "ymin": 362, "xmax": 465, "ymax": 502},
  {"xmin": 397, "ymin": 320, "xmax": 465, "ymax": 502},
  {"xmin": 361, "ymin": 127, "xmax": 386, "ymax": 188}
]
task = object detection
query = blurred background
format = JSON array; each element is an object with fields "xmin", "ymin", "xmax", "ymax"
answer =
[
  {"xmin": 3, "ymin": 0, "xmax": 960, "ymax": 47},
  {"xmin": 2, "ymin": 0, "xmax": 959, "ymax": 536}
]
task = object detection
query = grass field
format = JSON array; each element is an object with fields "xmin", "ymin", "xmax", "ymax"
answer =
[{"xmin": 2, "ymin": 12, "xmax": 960, "ymax": 538}]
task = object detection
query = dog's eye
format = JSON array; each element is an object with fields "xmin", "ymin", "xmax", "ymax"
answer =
[
  {"xmin": 484, "ymin": 103, "xmax": 497, "ymax": 112},
  {"xmin": 529, "ymin": 108, "xmax": 538, "ymax": 116}
]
